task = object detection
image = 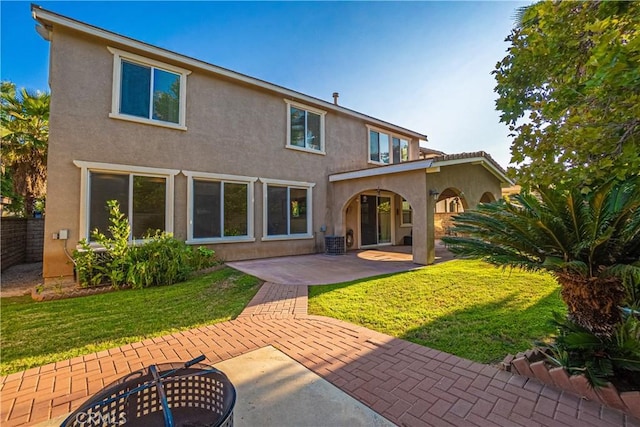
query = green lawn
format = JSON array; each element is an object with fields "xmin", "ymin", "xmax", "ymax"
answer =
[
  {"xmin": 0, "ymin": 267, "xmax": 260, "ymax": 376},
  {"xmin": 308, "ymin": 259, "xmax": 565, "ymax": 364}
]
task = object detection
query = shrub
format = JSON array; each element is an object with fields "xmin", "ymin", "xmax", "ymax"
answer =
[
  {"xmin": 545, "ymin": 311, "xmax": 640, "ymax": 389},
  {"xmin": 73, "ymin": 200, "xmax": 217, "ymax": 289},
  {"xmin": 73, "ymin": 239, "xmax": 106, "ymax": 287},
  {"xmin": 128, "ymin": 232, "xmax": 194, "ymax": 288}
]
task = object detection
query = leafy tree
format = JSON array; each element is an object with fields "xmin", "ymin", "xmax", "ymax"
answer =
[
  {"xmin": 0, "ymin": 166, "xmax": 23, "ymax": 215},
  {"xmin": 494, "ymin": 1, "xmax": 640, "ymax": 190},
  {"xmin": 442, "ymin": 177, "xmax": 640, "ymax": 339},
  {"xmin": 0, "ymin": 81, "xmax": 50, "ymax": 216}
]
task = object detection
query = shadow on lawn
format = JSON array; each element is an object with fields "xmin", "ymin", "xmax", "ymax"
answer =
[
  {"xmin": 309, "ymin": 271, "xmax": 408, "ymax": 295},
  {"xmin": 400, "ymin": 289, "xmax": 565, "ymax": 364}
]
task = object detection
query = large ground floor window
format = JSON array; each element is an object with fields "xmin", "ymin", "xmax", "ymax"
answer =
[
  {"xmin": 184, "ymin": 171, "xmax": 257, "ymax": 243},
  {"xmin": 74, "ymin": 161, "xmax": 179, "ymax": 241},
  {"xmin": 261, "ymin": 178, "xmax": 315, "ymax": 240}
]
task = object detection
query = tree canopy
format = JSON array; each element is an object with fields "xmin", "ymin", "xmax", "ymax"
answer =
[
  {"xmin": 1, "ymin": 81, "xmax": 50, "ymax": 216},
  {"xmin": 494, "ymin": 1, "xmax": 640, "ymax": 190}
]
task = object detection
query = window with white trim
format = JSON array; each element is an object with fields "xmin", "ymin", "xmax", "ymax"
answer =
[
  {"xmin": 286, "ymin": 101, "xmax": 326, "ymax": 154},
  {"xmin": 369, "ymin": 130, "xmax": 390, "ymax": 164},
  {"xmin": 369, "ymin": 128, "xmax": 410, "ymax": 164},
  {"xmin": 184, "ymin": 172, "xmax": 257, "ymax": 243},
  {"xmin": 74, "ymin": 161, "xmax": 178, "ymax": 242},
  {"xmin": 261, "ymin": 179, "xmax": 314, "ymax": 239},
  {"xmin": 393, "ymin": 137, "xmax": 410, "ymax": 163},
  {"xmin": 108, "ymin": 48, "xmax": 190, "ymax": 129},
  {"xmin": 400, "ymin": 198, "xmax": 412, "ymax": 227}
]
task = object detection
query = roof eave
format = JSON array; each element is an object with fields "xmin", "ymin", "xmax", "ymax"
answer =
[
  {"xmin": 31, "ymin": 4, "xmax": 428, "ymax": 141},
  {"xmin": 329, "ymin": 155, "xmax": 513, "ymax": 186},
  {"xmin": 431, "ymin": 157, "xmax": 514, "ymax": 186}
]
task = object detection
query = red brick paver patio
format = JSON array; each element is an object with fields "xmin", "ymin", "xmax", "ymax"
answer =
[{"xmin": 1, "ymin": 282, "xmax": 638, "ymax": 426}]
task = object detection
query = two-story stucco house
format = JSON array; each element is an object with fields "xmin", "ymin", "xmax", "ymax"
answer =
[{"xmin": 32, "ymin": 5, "xmax": 512, "ymax": 282}]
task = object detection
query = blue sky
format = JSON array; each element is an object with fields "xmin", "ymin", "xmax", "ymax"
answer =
[{"xmin": 1, "ymin": 1, "xmax": 528, "ymax": 167}]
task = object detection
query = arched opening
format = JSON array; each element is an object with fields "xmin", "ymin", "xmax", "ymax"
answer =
[
  {"xmin": 341, "ymin": 189, "xmax": 414, "ymax": 250},
  {"xmin": 434, "ymin": 187, "xmax": 468, "ymax": 238},
  {"xmin": 480, "ymin": 192, "xmax": 496, "ymax": 203}
]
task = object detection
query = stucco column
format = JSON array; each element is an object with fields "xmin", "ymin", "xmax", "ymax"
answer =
[
  {"xmin": 426, "ymin": 189, "xmax": 436, "ymax": 264},
  {"xmin": 410, "ymin": 194, "xmax": 429, "ymax": 265}
]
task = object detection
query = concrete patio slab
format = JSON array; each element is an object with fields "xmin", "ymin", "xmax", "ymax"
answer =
[
  {"xmin": 217, "ymin": 345, "xmax": 393, "ymax": 426},
  {"xmin": 228, "ymin": 250, "xmax": 419, "ymax": 285},
  {"xmin": 227, "ymin": 243, "xmax": 454, "ymax": 286}
]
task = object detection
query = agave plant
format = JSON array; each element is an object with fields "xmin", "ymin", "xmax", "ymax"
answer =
[{"xmin": 442, "ymin": 178, "xmax": 640, "ymax": 338}]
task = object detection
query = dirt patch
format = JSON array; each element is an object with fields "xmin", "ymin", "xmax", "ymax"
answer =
[
  {"xmin": 11, "ymin": 264, "xmax": 228, "ymax": 301},
  {"xmin": 1, "ymin": 262, "xmax": 43, "ymax": 297}
]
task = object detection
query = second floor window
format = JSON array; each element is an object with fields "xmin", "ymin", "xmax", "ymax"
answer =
[
  {"xmin": 370, "ymin": 129, "xmax": 410, "ymax": 164},
  {"xmin": 392, "ymin": 137, "xmax": 410, "ymax": 163},
  {"xmin": 109, "ymin": 48, "xmax": 190, "ymax": 130},
  {"xmin": 286, "ymin": 101, "xmax": 326, "ymax": 154},
  {"xmin": 370, "ymin": 130, "xmax": 390, "ymax": 164},
  {"xmin": 121, "ymin": 60, "xmax": 180, "ymax": 124}
]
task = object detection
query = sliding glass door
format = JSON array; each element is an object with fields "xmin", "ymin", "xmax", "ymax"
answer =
[{"xmin": 360, "ymin": 194, "xmax": 392, "ymax": 247}]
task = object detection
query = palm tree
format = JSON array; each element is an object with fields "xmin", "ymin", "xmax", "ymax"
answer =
[
  {"xmin": 1, "ymin": 81, "xmax": 50, "ymax": 216},
  {"xmin": 442, "ymin": 178, "xmax": 640, "ymax": 338}
]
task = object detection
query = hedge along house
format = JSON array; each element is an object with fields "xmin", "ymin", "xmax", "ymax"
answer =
[{"xmin": 33, "ymin": 5, "xmax": 513, "ymax": 282}]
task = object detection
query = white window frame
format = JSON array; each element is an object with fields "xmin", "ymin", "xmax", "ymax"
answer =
[
  {"xmin": 367, "ymin": 125, "xmax": 412, "ymax": 165},
  {"xmin": 108, "ymin": 47, "xmax": 191, "ymax": 131},
  {"xmin": 285, "ymin": 100, "xmax": 326, "ymax": 155},
  {"xmin": 260, "ymin": 178, "xmax": 315, "ymax": 241},
  {"xmin": 74, "ymin": 160, "xmax": 179, "ymax": 242},
  {"xmin": 393, "ymin": 137, "xmax": 410, "ymax": 163},
  {"xmin": 400, "ymin": 198, "xmax": 413, "ymax": 227},
  {"xmin": 183, "ymin": 171, "xmax": 257, "ymax": 244}
]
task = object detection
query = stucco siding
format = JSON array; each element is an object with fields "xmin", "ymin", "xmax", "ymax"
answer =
[
  {"xmin": 426, "ymin": 163, "xmax": 502, "ymax": 209},
  {"xmin": 41, "ymin": 19, "xmax": 507, "ymax": 280},
  {"xmin": 42, "ymin": 27, "xmax": 422, "ymax": 279}
]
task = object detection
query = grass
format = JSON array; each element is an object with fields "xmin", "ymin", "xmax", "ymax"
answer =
[
  {"xmin": 308, "ymin": 259, "xmax": 565, "ymax": 364},
  {"xmin": 0, "ymin": 267, "xmax": 260, "ymax": 375}
]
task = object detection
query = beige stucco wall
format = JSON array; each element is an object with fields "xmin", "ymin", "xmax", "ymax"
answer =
[
  {"xmin": 426, "ymin": 163, "xmax": 502, "ymax": 256},
  {"xmin": 426, "ymin": 163, "xmax": 502, "ymax": 209},
  {"xmin": 394, "ymin": 194, "xmax": 413, "ymax": 245},
  {"xmin": 330, "ymin": 169, "xmax": 430, "ymax": 264},
  {"xmin": 42, "ymin": 27, "xmax": 424, "ymax": 279}
]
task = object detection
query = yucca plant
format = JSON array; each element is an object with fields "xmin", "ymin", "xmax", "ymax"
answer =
[{"xmin": 442, "ymin": 177, "xmax": 640, "ymax": 338}]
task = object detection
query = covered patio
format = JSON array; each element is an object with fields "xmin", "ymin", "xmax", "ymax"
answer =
[{"xmin": 328, "ymin": 151, "xmax": 513, "ymax": 266}]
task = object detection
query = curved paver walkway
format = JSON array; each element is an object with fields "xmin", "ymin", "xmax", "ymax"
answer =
[{"xmin": 2, "ymin": 281, "xmax": 639, "ymax": 426}]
